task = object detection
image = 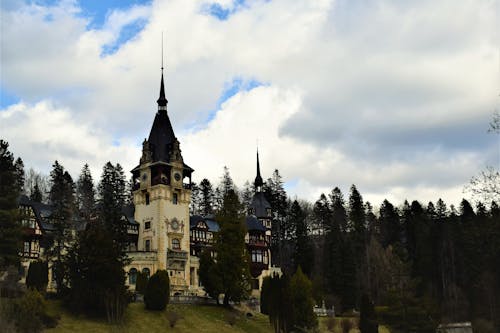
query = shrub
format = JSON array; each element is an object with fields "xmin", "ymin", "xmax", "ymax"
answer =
[
  {"xmin": 144, "ymin": 270, "xmax": 170, "ymax": 311},
  {"xmin": 135, "ymin": 271, "xmax": 148, "ymax": 294},
  {"xmin": 341, "ymin": 318, "xmax": 353, "ymax": 333},
  {"xmin": 326, "ymin": 316, "xmax": 336, "ymax": 332},
  {"xmin": 7, "ymin": 289, "xmax": 59, "ymax": 333},
  {"xmin": 473, "ymin": 319, "xmax": 495, "ymax": 333},
  {"xmin": 165, "ymin": 310, "xmax": 182, "ymax": 328},
  {"xmin": 26, "ymin": 261, "xmax": 48, "ymax": 292}
]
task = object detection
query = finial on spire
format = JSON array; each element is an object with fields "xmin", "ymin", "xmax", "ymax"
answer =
[
  {"xmin": 157, "ymin": 32, "xmax": 168, "ymax": 110},
  {"xmin": 254, "ymin": 147, "xmax": 263, "ymax": 191}
]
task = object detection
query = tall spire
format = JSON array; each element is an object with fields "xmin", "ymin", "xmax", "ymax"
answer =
[
  {"xmin": 157, "ymin": 33, "xmax": 168, "ymax": 110},
  {"xmin": 254, "ymin": 149, "xmax": 263, "ymax": 191}
]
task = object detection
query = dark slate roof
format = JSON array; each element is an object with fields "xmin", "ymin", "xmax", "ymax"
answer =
[
  {"xmin": 249, "ymin": 192, "xmax": 271, "ymax": 218},
  {"xmin": 148, "ymin": 109, "xmax": 176, "ymax": 163},
  {"xmin": 18, "ymin": 195, "xmax": 56, "ymax": 231},
  {"xmin": 254, "ymin": 151, "xmax": 263, "ymax": 188},
  {"xmin": 190, "ymin": 215, "xmax": 220, "ymax": 232},
  {"xmin": 122, "ymin": 204, "xmax": 138, "ymax": 225},
  {"xmin": 246, "ymin": 215, "xmax": 266, "ymax": 231}
]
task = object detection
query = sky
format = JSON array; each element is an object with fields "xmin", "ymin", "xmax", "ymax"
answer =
[{"xmin": 1, "ymin": 0, "xmax": 499, "ymax": 208}]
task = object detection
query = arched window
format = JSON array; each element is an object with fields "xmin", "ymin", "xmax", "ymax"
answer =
[
  {"xmin": 172, "ymin": 238, "xmax": 180, "ymax": 250},
  {"xmin": 142, "ymin": 267, "xmax": 150, "ymax": 278},
  {"xmin": 129, "ymin": 268, "xmax": 138, "ymax": 285}
]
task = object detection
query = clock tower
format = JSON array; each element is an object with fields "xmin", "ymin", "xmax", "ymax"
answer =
[{"xmin": 131, "ymin": 71, "xmax": 194, "ymax": 294}]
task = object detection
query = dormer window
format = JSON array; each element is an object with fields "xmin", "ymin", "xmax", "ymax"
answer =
[{"xmin": 266, "ymin": 208, "xmax": 271, "ymax": 217}]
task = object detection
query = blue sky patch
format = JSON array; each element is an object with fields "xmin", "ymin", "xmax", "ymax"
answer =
[
  {"xmin": 203, "ymin": 0, "xmax": 247, "ymax": 21},
  {"xmin": 101, "ymin": 18, "xmax": 148, "ymax": 56},
  {"xmin": 77, "ymin": 0, "xmax": 151, "ymax": 29},
  {"xmin": 0, "ymin": 88, "xmax": 20, "ymax": 109}
]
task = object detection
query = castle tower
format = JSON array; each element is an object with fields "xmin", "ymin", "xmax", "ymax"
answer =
[{"xmin": 131, "ymin": 71, "xmax": 194, "ymax": 294}]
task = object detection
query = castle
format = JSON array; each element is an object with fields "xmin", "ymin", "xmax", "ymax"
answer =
[{"xmin": 18, "ymin": 72, "xmax": 279, "ymax": 295}]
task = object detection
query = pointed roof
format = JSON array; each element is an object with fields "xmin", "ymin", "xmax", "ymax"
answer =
[
  {"xmin": 254, "ymin": 150, "xmax": 263, "ymax": 188},
  {"xmin": 148, "ymin": 72, "xmax": 176, "ymax": 163},
  {"xmin": 157, "ymin": 72, "xmax": 168, "ymax": 107}
]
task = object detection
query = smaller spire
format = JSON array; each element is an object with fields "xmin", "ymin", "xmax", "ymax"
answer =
[
  {"xmin": 157, "ymin": 71, "xmax": 168, "ymax": 108},
  {"xmin": 254, "ymin": 149, "xmax": 263, "ymax": 191}
]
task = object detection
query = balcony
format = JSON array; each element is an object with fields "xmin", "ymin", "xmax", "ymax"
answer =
[{"xmin": 168, "ymin": 249, "xmax": 188, "ymax": 261}]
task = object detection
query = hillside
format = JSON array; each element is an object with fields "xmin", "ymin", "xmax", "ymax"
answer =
[{"xmin": 45, "ymin": 301, "xmax": 391, "ymax": 333}]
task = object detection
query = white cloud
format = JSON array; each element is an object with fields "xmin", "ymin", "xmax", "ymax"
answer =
[{"xmin": 1, "ymin": 0, "xmax": 498, "ymax": 207}]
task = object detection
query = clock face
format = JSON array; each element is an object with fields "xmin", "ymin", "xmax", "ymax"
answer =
[
  {"xmin": 174, "ymin": 172, "xmax": 181, "ymax": 181},
  {"xmin": 171, "ymin": 220, "xmax": 179, "ymax": 230}
]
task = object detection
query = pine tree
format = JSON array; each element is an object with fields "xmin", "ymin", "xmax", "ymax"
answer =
[
  {"xmin": 98, "ymin": 162, "xmax": 127, "ymax": 244},
  {"xmin": 199, "ymin": 178, "xmax": 215, "ymax": 216},
  {"xmin": 198, "ymin": 249, "xmax": 222, "ymax": 303},
  {"xmin": 379, "ymin": 199, "xmax": 400, "ymax": 247},
  {"xmin": 189, "ymin": 181, "xmax": 200, "ymax": 215},
  {"xmin": 290, "ymin": 266, "xmax": 318, "ymax": 331},
  {"xmin": 14, "ymin": 157, "xmax": 25, "ymax": 195},
  {"xmin": 290, "ymin": 200, "xmax": 314, "ymax": 277},
  {"xmin": 359, "ymin": 293, "xmax": 378, "ymax": 333},
  {"xmin": 329, "ymin": 187, "xmax": 348, "ymax": 233},
  {"xmin": 240, "ymin": 180, "xmax": 253, "ymax": 212},
  {"xmin": 215, "ymin": 189, "xmax": 251, "ymax": 305},
  {"xmin": 30, "ymin": 181, "xmax": 43, "ymax": 202},
  {"xmin": 144, "ymin": 270, "xmax": 170, "ymax": 311},
  {"xmin": 0, "ymin": 140, "xmax": 21, "ymax": 270},
  {"xmin": 76, "ymin": 164, "xmax": 95, "ymax": 221},
  {"xmin": 66, "ymin": 222, "xmax": 128, "ymax": 320},
  {"xmin": 47, "ymin": 161, "xmax": 75, "ymax": 295}
]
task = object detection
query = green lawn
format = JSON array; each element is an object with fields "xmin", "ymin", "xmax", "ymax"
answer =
[
  {"xmin": 45, "ymin": 301, "xmax": 391, "ymax": 333},
  {"xmin": 46, "ymin": 301, "xmax": 273, "ymax": 333}
]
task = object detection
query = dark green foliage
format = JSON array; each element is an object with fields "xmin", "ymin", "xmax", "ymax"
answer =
[
  {"xmin": 198, "ymin": 249, "xmax": 222, "ymax": 303},
  {"xmin": 30, "ymin": 181, "xmax": 43, "ymax": 202},
  {"xmin": 215, "ymin": 189, "xmax": 251, "ymax": 305},
  {"xmin": 26, "ymin": 261, "xmax": 48, "ymax": 292},
  {"xmin": 0, "ymin": 140, "xmax": 21, "ymax": 270},
  {"xmin": 290, "ymin": 200, "xmax": 314, "ymax": 277},
  {"xmin": 379, "ymin": 199, "xmax": 400, "ymax": 247},
  {"xmin": 260, "ymin": 276, "xmax": 271, "ymax": 315},
  {"xmin": 144, "ymin": 270, "xmax": 170, "ymax": 311},
  {"xmin": 76, "ymin": 163, "xmax": 95, "ymax": 221},
  {"xmin": 5, "ymin": 289, "xmax": 58, "ymax": 333},
  {"xmin": 199, "ymin": 178, "xmax": 215, "ymax": 216},
  {"xmin": 263, "ymin": 273, "xmax": 292, "ymax": 333},
  {"xmin": 66, "ymin": 222, "xmax": 128, "ymax": 321},
  {"xmin": 290, "ymin": 266, "xmax": 318, "ymax": 331},
  {"xmin": 98, "ymin": 162, "xmax": 127, "ymax": 244},
  {"xmin": 47, "ymin": 160, "xmax": 75, "ymax": 295},
  {"xmin": 135, "ymin": 271, "xmax": 148, "ymax": 294},
  {"xmin": 359, "ymin": 294, "xmax": 378, "ymax": 333},
  {"xmin": 14, "ymin": 157, "xmax": 25, "ymax": 195}
]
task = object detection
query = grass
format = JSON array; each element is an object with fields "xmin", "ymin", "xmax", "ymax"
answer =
[
  {"xmin": 318, "ymin": 316, "xmax": 391, "ymax": 333},
  {"xmin": 45, "ymin": 301, "xmax": 273, "ymax": 333},
  {"xmin": 45, "ymin": 301, "xmax": 392, "ymax": 333}
]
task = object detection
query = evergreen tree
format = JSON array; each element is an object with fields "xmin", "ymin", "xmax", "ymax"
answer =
[
  {"xmin": 98, "ymin": 162, "xmax": 127, "ymax": 244},
  {"xmin": 76, "ymin": 164, "xmax": 95, "ymax": 221},
  {"xmin": 14, "ymin": 157, "xmax": 25, "ymax": 195},
  {"xmin": 199, "ymin": 178, "xmax": 215, "ymax": 216},
  {"xmin": 189, "ymin": 181, "xmax": 200, "ymax": 215},
  {"xmin": 47, "ymin": 161, "xmax": 75, "ymax": 295},
  {"xmin": 30, "ymin": 181, "xmax": 43, "ymax": 202},
  {"xmin": 25, "ymin": 261, "xmax": 48, "ymax": 292},
  {"xmin": 198, "ymin": 249, "xmax": 222, "ymax": 303},
  {"xmin": 144, "ymin": 270, "xmax": 170, "ymax": 311},
  {"xmin": 340, "ymin": 236, "xmax": 357, "ymax": 311},
  {"xmin": 329, "ymin": 187, "xmax": 348, "ymax": 233},
  {"xmin": 66, "ymin": 222, "xmax": 128, "ymax": 321},
  {"xmin": 359, "ymin": 293, "xmax": 378, "ymax": 333},
  {"xmin": 214, "ymin": 189, "xmax": 251, "ymax": 305},
  {"xmin": 0, "ymin": 140, "xmax": 21, "ymax": 270},
  {"xmin": 379, "ymin": 199, "xmax": 400, "ymax": 248},
  {"xmin": 290, "ymin": 266, "xmax": 317, "ymax": 331},
  {"xmin": 290, "ymin": 200, "xmax": 314, "ymax": 277},
  {"xmin": 240, "ymin": 180, "xmax": 253, "ymax": 212}
]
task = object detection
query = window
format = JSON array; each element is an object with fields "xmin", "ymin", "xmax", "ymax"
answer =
[
  {"xmin": 249, "ymin": 208, "xmax": 254, "ymax": 215},
  {"xmin": 142, "ymin": 268, "xmax": 150, "ymax": 278},
  {"xmin": 145, "ymin": 239, "xmax": 151, "ymax": 251},
  {"xmin": 172, "ymin": 238, "xmax": 180, "ymax": 250},
  {"xmin": 266, "ymin": 208, "xmax": 272, "ymax": 217},
  {"xmin": 252, "ymin": 279, "xmax": 259, "ymax": 290},
  {"xmin": 145, "ymin": 221, "xmax": 151, "ymax": 230},
  {"xmin": 129, "ymin": 268, "xmax": 138, "ymax": 285},
  {"xmin": 24, "ymin": 241, "xmax": 30, "ymax": 254},
  {"xmin": 173, "ymin": 193, "xmax": 178, "ymax": 205},
  {"xmin": 145, "ymin": 193, "xmax": 150, "ymax": 205}
]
